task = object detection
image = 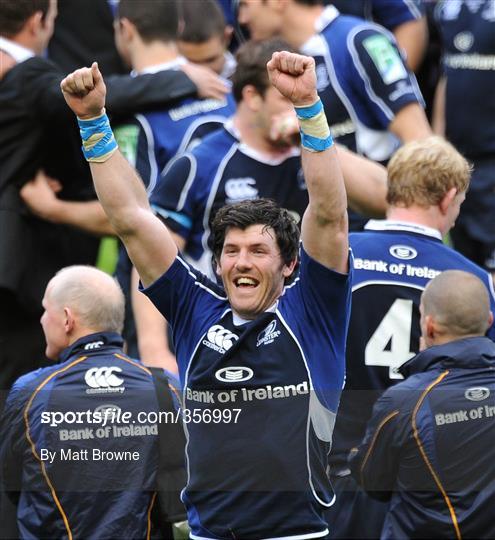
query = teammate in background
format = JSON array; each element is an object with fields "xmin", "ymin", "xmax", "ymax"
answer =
[
  {"xmin": 237, "ymin": 0, "xmax": 431, "ymax": 162},
  {"xmin": 351, "ymin": 270, "xmax": 495, "ymax": 539},
  {"xmin": 0, "ymin": 266, "xmax": 178, "ymax": 539},
  {"xmin": 432, "ymin": 0, "xmax": 495, "ymax": 274},
  {"xmin": 178, "ymin": 0, "xmax": 236, "ymax": 78},
  {"xmin": 60, "ymin": 50, "xmax": 352, "ymax": 539},
  {"xmin": 112, "ymin": 0, "xmax": 235, "ymax": 193},
  {"xmin": 326, "ymin": 137, "xmax": 495, "ymax": 539}
]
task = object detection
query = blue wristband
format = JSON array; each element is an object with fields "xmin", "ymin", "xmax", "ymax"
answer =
[
  {"xmin": 300, "ymin": 131, "xmax": 334, "ymax": 152},
  {"xmin": 295, "ymin": 99, "xmax": 323, "ymax": 119},
  {"xmin": 78, "ymin": 112, "xmax": 118, "ymax": 163}
]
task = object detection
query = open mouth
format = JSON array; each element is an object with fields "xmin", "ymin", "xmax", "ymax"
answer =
[{"xmin": 234, "ymin": 277, "xmax": 259, "ymax": 288}]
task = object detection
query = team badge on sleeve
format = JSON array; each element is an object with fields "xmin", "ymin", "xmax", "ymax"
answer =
[{"xmin": 363, "ymin": 34, "xmax": 408, "ymax": 85}]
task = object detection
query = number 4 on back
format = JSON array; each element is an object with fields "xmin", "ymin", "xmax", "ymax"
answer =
[{"xmin": 365, "ymin": 299, "xmax": 416, "ymax": 380}]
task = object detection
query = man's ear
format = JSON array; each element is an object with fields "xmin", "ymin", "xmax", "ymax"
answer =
[
  {"xmin": 282, "ymin": 258, "xmax": 298, "ymax": 278},
  {"xmin": 63, "ymin": 307, "xmax": 75, "ymax": 335},
  {"xmin": 424, "ymin": 314, "xmax": 436, "ymax": 341},
  {"xmin": 242, "ymin": 85, "xmax": 263, "ymax": 112},
  {"xmin": 439, "ymin": 187, "xmax": 457, "ymax": 215},
  {"xmin": 215, "ymin": 259, "xmax": 222, "ymax": 277},
  {"xmin": 26, "ymin": 10, "xmax": 44, "ymax": 37},
  {"xmin": 117, "ymin": 17, "xmax": 137, "ymax": 42}
]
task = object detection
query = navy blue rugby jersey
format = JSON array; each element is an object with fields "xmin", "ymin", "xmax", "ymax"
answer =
[
  {"xmin": 330, "ymin": 220, "xmax": 495, "ymax": 468},
  {"xmin": 436, "ymin": 0, "xmax": 495, "ymax": 160},
  {"xmin": 141, "ymin": 247, "xmax": 352, "ymax": 540},
  {"xmin": 113, "ymin": 60, "xmax": 236, "ymax": 194},
  {"xmin": 300, "ymin": 5, "xmax": 424, "ymax": 162},
  {"xmin": 150, "ymin": 120, "xmax": 307, "ymax": 275}
]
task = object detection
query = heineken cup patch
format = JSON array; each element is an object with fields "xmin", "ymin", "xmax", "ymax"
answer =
[{"xmin": 363, "ymin": 34, "xmax": 408, "ymax": 85}]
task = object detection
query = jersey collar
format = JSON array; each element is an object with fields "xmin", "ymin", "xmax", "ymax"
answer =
[
  {"xmin": 59, "ymin": 332, "xmax": 124, "ymax": 362},
  {"xmin": 364, "ymin": 219, "xmax": 443, "ymax": 241},
  {"xmin": 314, "ymin": 4, "xmax": 340, "ymax": 33},
  {"xmin": 232, "ymin": 302, "xmax": 278, "ymax": 327},
  {"xmin": 224, "ymin": 118, "xmax": 301, "ymax": 165},
  {"xmin": 399, "ymin": 336, "xmax": 495, "ymax": 377},
  {"xmin": 300, "ymin": 5, "xmax": 339, "ymax": 55}
]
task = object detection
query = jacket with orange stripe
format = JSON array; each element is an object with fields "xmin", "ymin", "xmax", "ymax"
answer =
[
  {"xmin": 350, "ymin": 336, "xmax": 495, "ymax": 539},
  {"xmin": 0, "ymin": 332, "xmax": 162, "ymax": 540}
]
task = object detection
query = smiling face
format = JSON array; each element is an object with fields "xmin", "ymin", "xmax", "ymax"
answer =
[{"xmin": 216, "ymin": 224, "xmax": 296, "ymax": 319}]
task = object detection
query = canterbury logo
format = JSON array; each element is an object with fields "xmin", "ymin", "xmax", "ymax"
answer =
[
  {"xmin": 85, "ymin": 367, "xmax": 124, "ymax": 389},
  {"xmin": 225, "ymin": 178, "xmax": 258, "ymax": 202},
  {"xmin": 84, "ymin": 341, "xmax": 104, "ymax": 350},
  {"xmin": 203, "ymin": 325, "xmax": 239, "ymax": 354}
]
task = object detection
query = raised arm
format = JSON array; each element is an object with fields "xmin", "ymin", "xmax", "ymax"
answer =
[
  {"xmin": 60, "ymin": 63, "xmax": 177, "ymax": 286},
  {"xmin": 267, "ymin": 52, "xmax": 348, "ymax": 273}
]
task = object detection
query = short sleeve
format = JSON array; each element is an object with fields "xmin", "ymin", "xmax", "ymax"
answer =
[
  {"xmin": 140, "ymin": 256, "xmax": 227, "ymax": 372},
  {"xmin": 349, "ymin": 26, "xmax": 424, "ymax": 124},
  {"xmin": 279, "ymin": 247, "xmax": 353, "ymax": 411}
]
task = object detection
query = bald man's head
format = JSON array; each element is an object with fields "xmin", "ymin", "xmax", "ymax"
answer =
[
  {"xmin": 48, "ymin": 266, "xmax": 125, "ymax": 333},
  {"xmin": 421, "ymin": 271, "xmax": 492, "ymax": 344},
  {"xmin": 41, "ymin": 266, "xmax": 125, "ymax": 359}
]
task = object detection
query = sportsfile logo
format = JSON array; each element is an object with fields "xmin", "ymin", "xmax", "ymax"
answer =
[
  {"xmin": 84, "ymin": 366, "xmax": 125, "ymax": 395},
  {"xmin": 203, "ymin": 325, "xmax": 239, "ymax": 354},
  {"xmin": 256, "ymin": 320, "xmax": 281, "ymax": 347}
]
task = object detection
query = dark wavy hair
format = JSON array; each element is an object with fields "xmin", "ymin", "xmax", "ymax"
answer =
[
  {"xmin": 210, "ymin": 199, "xmax": 300, "ymax": 274},
  {"xmin": 0, "ymin": 0, "xmax": 49, "ymax": 37},
  {"xmin": 118, "ymin": 0, "xmax": 179, "ymax": 43}
]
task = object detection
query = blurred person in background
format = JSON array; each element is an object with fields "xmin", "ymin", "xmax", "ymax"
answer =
[
  {"xmin": 433, "ymin": 0, "xmax": 495, "ymax": 275},
  {"xmin": 178, "ymin": 0, "xmax": 236, "ymax": 78}
]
